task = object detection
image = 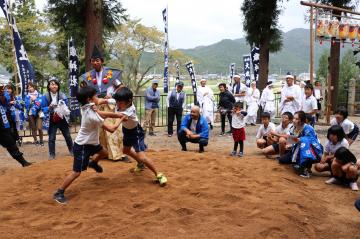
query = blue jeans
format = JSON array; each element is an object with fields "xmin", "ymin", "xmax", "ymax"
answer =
[{"xmin": 48, "ymin": 118, "xmax": 73, "ymax": 158}]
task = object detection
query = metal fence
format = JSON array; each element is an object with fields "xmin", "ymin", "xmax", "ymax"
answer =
[{"xmin": 19, "ymin": 92, "xmax": 282, "ymax": 138}]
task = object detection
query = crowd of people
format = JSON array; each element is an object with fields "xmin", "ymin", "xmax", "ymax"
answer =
[{"xmin": 0, "ymin": 46, "xmax": 359, "ymax": 210}]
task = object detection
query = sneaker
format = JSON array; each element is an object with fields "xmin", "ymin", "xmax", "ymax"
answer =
[
  {"xmin": 120, "ymin": 155, "xmax": 132, "ymax": 163},
  {"xmin": 49, "ymin": 155, "xmax": 55, "ymax": 160},
  {"xmin": 88, "ymin": 160, "xmax": 103, "ymax": 173},
  {"xmin": 168, "ymin": 134, "xmax": 173, "ymax": 137},
  {"xmin": 219, "ymin": 132, "xmax": 225, "ymax": 136},
  {"xmin": 157, "ymin": 173, "xmax": 167, "ymax": 186},
  {"xmin": 226, "ymin": 130, "xmax": 232, "ymax": 134},
  {"xmin": 40, "ymin": 141, "xmax": 45, "ymax": 147},
  {"xmin": 53, "ymin": 189, "xmax": 67, "ymax": 204},
  {"xmin": 350, "ymin": 182, "xmax": 359, "ymax": 191},
  {"xmin": 299, "ymin": 168, "xmax": 311, "ymax": 179},
  {"xmin": 325, "ymin": 177, "xmax": 339, "ymax": 185},
  {"xmin": 181, "ymin": 147, "xmax": 187, "ymax": 151},
  {"xmin": 34, "ymin": 141, "xmax": 40, "ymax": 146},
  {"xmin": 22, "ymin": 161, "xmax": 32, "ymax": 167},
  {"xmin": 149, "ymin": 132, "xmax": 156, "ymax": 136},
  {"xmin": 230, "ymin": 151, "xmax": 236, "ymax": 156},
  {"xmin": 355, "ymin": 199, "xmax": 360, "ymax": 211},
  {"xmin": 250, "ymin": 123, "xmax": 256, "ymax": 126},
  {"xmin": 237, "ymin": 152, "xmax": 244, "ymax": 157},
  {"xmin": 133, "ymin": 163, "xmax": 145, "ymax": 174}
]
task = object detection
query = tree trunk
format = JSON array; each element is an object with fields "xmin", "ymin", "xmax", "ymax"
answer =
[
  {"xmin": 85, "ymin": 0, "xmax": 103, "ymax": 71},
  {"xmin": 258, "ymin": 38, "xmax": 270, "ymax": 91}
]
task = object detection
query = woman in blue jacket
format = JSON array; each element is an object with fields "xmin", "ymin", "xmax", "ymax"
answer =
[{"xmin": 42, "ymin": 77, "xmax": 73, "ymax": 160}]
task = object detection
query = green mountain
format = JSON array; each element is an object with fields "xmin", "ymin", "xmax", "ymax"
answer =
[{"xmin": 169, "ymin": 28, "xmax": 352, "ymax": 75}]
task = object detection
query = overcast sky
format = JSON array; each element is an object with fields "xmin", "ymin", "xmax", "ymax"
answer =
[{"xmin": 31, "ymin": 0, "xmax": 309, "ymax": 49}]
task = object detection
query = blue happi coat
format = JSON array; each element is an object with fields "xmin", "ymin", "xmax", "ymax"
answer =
[
  {"xmin": 0, "ymin": 92, "xmax": 11, "ymax": 129},
  {"xmin": 292, "ymin": 124, "xmax": 323, "ymax": 167},
  {"xmin": 8, "ymin": 95, "xmax": 25, "ymax": 130},
  {"xmin": 25, "ymin": 93, "xmax": 43, "ymax": 117},
  {"xmin": 41, "ymin": 92, "xmax": 69, "ymax": 131}
]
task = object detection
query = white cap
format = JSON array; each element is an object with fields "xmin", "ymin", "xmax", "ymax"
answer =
[
  {"xmin": 233, "ymin": 74, "xmax": 241, "ymax": 79},
  {"xmin": 152, "ymin": 79, "xmax": 159, "ymax": 84},
  {"xmin": 286, "ymin": 74, "xmax": 294, "ymax": 79}
]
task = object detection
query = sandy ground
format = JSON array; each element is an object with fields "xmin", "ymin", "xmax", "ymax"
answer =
[{"xmin": 0, "ymin": 123, "xmax": 359, "ymax": 238}]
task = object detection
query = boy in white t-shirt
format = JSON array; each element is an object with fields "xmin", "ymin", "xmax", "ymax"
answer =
[
  {"xmin": 94, "ymin": 87, "xmax": 167, "ymax": 186},
  {"xmin": 256, "ymin": 112, "xmax": 276, "ymax": 149},
  {"xmin": 53, "ymin": 86, "xmax": 124, "ymax": 204},
  {"xmin": 262, "ymin": 111, "xmax": 293, "ymax": 157},
  {"xmin": 301, "ymin": 84, "xmax": 318, "ymax": 127},
  {"xmin": 331, "ymin": 107, "xmax": 359, "ymax": 145}
]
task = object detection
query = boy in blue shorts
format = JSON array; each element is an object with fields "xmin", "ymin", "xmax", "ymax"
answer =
[
  {"xmin": 94, "ymin": 87, "xmax": 167, "ymax": 186},
  {"xmin": 53, "ymin": 86, "xmax": 124, "ymax": 204}
]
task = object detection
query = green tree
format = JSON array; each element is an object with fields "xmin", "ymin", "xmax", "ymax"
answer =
[
  {"xmin": 316, "ymin": 0, "xmax": 358, "ymax": 110},
  {"xmin": 47, "ymin": 0, "xmax": 127, "ymax": 71},
  {"xmin": 338, "ymin": 49, "xmax": 360, "ymax": 105},
  {"xmin": 106, "ymin": 19, "xmax": 187, "ymax": 94},
  {"xmin": 241, "ymin": 0, "xmax": 286, "ymax": 90},
  {"xmin": 0, "ymin": 0, "xmax": 66, "ymax": 94}
]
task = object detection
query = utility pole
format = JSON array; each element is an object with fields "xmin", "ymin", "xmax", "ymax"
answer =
[{"xmin": 310, "ymin": 5, "xmax": 314, "ymax": 83}]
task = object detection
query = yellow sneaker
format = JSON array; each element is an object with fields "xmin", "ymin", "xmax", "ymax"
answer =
[
  {"xmin": 132, "ymin": 163, "xmax": 145, "ymax": 175},
  {"xmin": 157, "ymin": 173, "xmax": 167, "ymax": 186}
]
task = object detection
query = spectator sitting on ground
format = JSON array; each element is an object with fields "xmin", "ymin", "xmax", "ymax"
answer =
[
  {"xmin": 330, "ymin": 107, "xmax": 359, "ymax": 145},
  {"xmin": 178, "ymin": 105, "xmax": 209, "ymax": 153},
  {"xmin": 256, "ymin": 112, "xmax": 276, "ymax": 149},
  {"xmin": 314, "ymin": 125, "xmax": 349, "ymax": 175},
  {"xmin": 262, "ymin": 111, "xmax": 293, "ymax": 157},
  {"xmin": 327, "ymin": 147, "xmax": 359, "ymax": 191}
]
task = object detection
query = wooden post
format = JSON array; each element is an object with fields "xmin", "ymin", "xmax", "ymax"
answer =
[
  {"xmin": 326, "ymin": 57, "xmax": 332, "ymax": 124},
  {"xmin": 310, "ymin": 6, "xmax": 314, "ymax": 83},
  {"xmin": 348, "ymin": 78, "xmax": 356, "ymax": 116}
]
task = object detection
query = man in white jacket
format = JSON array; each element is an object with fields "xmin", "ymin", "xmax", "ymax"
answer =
[
  {"xmin": 280, "ymin": 73, "xmax": 301, "ymax": 115},
  {"xmin": 197, "ymin": 79, "xmax": 215, "ymax": 129},
  {"xmin": 259, "ymin": 81, "xmax": 276, "ymax": 119},
  {"xmin": 245, "ymin": 81, "xmax": 260, "ymax": 125}
]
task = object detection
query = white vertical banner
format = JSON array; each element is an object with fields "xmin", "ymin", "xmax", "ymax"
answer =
[
  {"xmin": 229, "ymin": 63, "xmax": 235, "ymax": 87},
  {"xmin": 243, "ymin": 55, "xmax": 251, "ymax": 87},
  {"xmin": 162, "ymin": 7, "xmax": 169, "ymax": 93}
]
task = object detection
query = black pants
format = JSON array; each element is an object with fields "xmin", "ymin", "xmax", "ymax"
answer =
[
  {"xmin": 9, "ymin": 118, "xmax": 19, "ymax": 141},
  {"xmin": 221, "ymin": 112, "xmax": 232, "ymax": 133},
  {"xmin": 48, "ymin": 118, "xmax": 73, "ymax": 157},
  {"xmin": 177, "ymin": 131, "xmax": 208, "ymax": 151},
  {"xmin": 168, "ymin": 107, "xmax": 183, "ymax": 135},
  {"xmin": 0, "ymin": 128, "xmax": 28, "ymax": 166}
]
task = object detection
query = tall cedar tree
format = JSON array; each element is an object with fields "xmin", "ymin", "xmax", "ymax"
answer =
[
  {"xmin": 241, "ymin": 0, "xmax": 285, "ymax": 90},
  {"xmin": 47, "ymin": 0, "xmax": 127, "ymax": 71}
]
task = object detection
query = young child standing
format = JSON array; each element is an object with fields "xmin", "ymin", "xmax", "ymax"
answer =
[
  {"xmin": 230, "ymin": 102, "xmax": 247, "ymax": 157},
  {"xmin": 53, "ymin": 86, "xmax": 123, "ymax": 204},
  {"xmin": 94, "ymin": 87, "xmax": 167, "ymax": 186}
]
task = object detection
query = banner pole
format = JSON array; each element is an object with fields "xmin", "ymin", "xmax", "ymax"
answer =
[{"xmin": 8, "ymin": 0, "xmax": 19, "ymax": 95}]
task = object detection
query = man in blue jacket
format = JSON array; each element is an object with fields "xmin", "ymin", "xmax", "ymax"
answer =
[
  {"xmin": 143, "ymin": 79, "xmax": 160, "ymax": 136},
  {"xmin": 178, "ymin": 105, "xmax": 209, "ymax": 153}
]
